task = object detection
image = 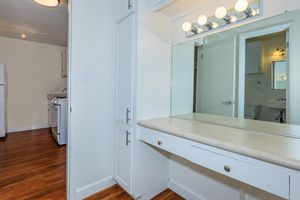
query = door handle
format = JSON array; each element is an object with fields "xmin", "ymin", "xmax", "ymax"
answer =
[
  {"xmin": 126, "ymin": 108, "xmax": 131, "ymax": 124},
  {"xmin": 222, "ymin": 100, "xmax": 233, "ymax": 105},
  {"xmin": 126, "ymin": 130, "xmax": 131, "ymax": 146},
  {"xmin": 128, "ymin": 0, "xmax": 132, "ymax": 9}
]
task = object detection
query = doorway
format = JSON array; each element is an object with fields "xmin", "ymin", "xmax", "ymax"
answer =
[{"xmin": 238, "ymin": 24, "xmax": 290, "ymax": 123}]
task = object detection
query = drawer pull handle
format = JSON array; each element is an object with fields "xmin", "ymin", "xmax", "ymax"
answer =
[
  {"xmin": 224, "ymin": 165, "xmax": 231, "ymax": 172},
  {"xmin": 157, "ymin": 141, "xmax": 162, "ymax": 146}
]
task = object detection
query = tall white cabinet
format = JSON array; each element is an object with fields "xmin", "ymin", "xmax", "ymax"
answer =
[
  {"xmin": 114, "ymin": 0, "xmax": 135, "ymax": 195},
  {"xmin": 114, "ymin": 0, "xmax": 171, "ymax": 199}
]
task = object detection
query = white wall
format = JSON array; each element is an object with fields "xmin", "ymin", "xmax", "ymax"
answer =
[
  {"xmin": 0, "ymin": 36, "xmax": 67, "ymax": 132},
  {"xmin": 68, "ymin": 0, "xmax": 116, "ymax": 199}
]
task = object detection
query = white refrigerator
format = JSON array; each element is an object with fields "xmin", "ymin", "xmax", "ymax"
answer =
[{"xmin": 0, "ymin": 64, "xmax": 7, "ymax": 138}]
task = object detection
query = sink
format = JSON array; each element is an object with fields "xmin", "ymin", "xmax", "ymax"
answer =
[
  {"xmin": 266, "ymin": 101, "xmax": 286, "ymax": 110},
  {"xmin": 47, "ymin": 93, "xmax": 67, "ymax": 100}
]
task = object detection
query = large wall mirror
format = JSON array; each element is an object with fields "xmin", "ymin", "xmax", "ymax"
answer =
[{"xmin": 171, "ymin": 9, "xmax": 300, "ymax": 137}]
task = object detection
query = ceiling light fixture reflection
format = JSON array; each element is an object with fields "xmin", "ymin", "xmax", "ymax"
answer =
[
  {"xmin": 230, "ymin": 16, "xmax": 238, "ymax": 22},
  {"xmin": 212, "ymin": 22, "xmax": 219, "ymax": 28},
  {"xmin": 33, "ymin": 0, "xmax": 60, "ymax": 7}
]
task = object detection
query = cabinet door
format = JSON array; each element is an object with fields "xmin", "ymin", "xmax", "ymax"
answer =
[
  {"xmin": 117, "ymin": 0, "xmax": 134, "ymax": 21},
  {"xmin": 115, "ymin": 14, "xmax": 134, "ymax": 125},
  {"xmin": 114, "ymin": 123, "xmax": 133, "ymax": 194}
]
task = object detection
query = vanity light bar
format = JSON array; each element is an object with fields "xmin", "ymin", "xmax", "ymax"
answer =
[{"xmin": 182, "ymin": 0, "xmax": 261, "ymax": 37}]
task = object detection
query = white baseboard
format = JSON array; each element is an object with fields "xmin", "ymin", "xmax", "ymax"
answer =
[
  {"xmin": 7, "ymin": 124, "xmax": 49, "ymax": 133},
  {"xmin": 75, "ymin": 176, "xmax": 116, "ymax": 200},
  {"xmin": 136, "ymin": 182, "xmax": 169, "ymax": 200},
  {"xmin": 168, "ymin": 179, "xmax": 206, "ymax": 200}
]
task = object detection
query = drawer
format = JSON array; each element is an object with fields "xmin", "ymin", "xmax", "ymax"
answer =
[
  {"xmin": 188, "ymin": 145, "xmax": 290, "ymax": 199},
  {"xmin": 139, "ymin": 127, "xmax": 190, "ymax": 159}
]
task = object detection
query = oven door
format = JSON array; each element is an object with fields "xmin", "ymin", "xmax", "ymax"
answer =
[{"xmin": 51, "ymin": 103, "xmax": 61, "ymax": 141}]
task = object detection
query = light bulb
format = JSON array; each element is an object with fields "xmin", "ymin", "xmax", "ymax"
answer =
[
  {"xmin": 182, "ymin": 22, "xmax": 192, "ymax": 32},
  {"xmin": 21, "ymin": 33, "xmax": 26, "ymax": 39},
  {"xmin": 231, "ymin": 16, "xmax": 238, "ymax": 22},
  {"xmin": 235, "ymin": 0, "xmax": 249, "ymax": 12},
  {"xmin": 215, "ymin": 7, "xmax": 227, "ymax": 19},
  {"xmin": 252, "ymin": 9, "xmax": 257, "ymax": 16},
  {"xmin": 33, "ymin": 0, "xmax": 60, "ymax": 7},
  {"xmin": 197, "ymin": 15, "xmax": 208, "ymax": 26},
  {"xmin": 197, "ymin": 28, "xmax": 204, "ymax": 33},
  {"xmin": 212, "ymin": 22, "xmax": 219, "ymax": 28}
]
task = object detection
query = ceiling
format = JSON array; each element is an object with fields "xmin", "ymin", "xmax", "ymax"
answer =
[{"xmin": 0, "ymin": 0, "xmax": 68, "ymax": 46}]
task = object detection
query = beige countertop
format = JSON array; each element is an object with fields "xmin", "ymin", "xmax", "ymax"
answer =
[
  {"xmin": 178, "ymin": 113, "xmax": 300, "ymax": 139},
  {"xmin": 138, "ymin": 117, "xmax": 300, "ymax": 171}
]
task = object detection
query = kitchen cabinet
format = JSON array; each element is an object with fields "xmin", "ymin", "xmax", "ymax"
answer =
[
  {"xmin": 117, "ymin": 0, "xmax": 134, "ymax": 22},
  {"xmin": 115, "ymin": 13, "xmax": 135, "ymax": 125},
  {"xmin": 114, "ymin": 123, "xmax": 133, "ymax": 194}
]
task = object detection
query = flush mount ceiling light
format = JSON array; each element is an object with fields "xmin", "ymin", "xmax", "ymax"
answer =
[
  {"xmin": 33, "ymin": 0, "xmax": 60, "ymax": 7},
  {"xmin": 181, "ymin": 0, "xmax": 261, "ymax": 37}
]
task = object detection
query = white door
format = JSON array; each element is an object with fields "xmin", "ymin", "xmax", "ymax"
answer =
[
  {"xmin": 115, "ymin": 14, "xmax": 134, "ymax": 125},
  {"xmin": 199, "ymin": 34, "xmax": 236, "ymax": 117},
  {"xmin": 117, "ymin": 0, "xmax": 134, "ymax": 22},
  {"xmin": 114, "ymin": 123, "xmax": 132, "ymax": 194}
]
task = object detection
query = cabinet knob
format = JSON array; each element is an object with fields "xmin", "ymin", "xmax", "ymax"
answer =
[
  {"xmin": 224, "ymin": 165, "xmax": 231, "ymax": 172},
  {"xmin": 157, "ymin": 141, "xmax": 162, "ymax": 146}
]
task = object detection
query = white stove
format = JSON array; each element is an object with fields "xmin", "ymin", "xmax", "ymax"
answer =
[{"xmin": 48, "ymin": 98, "xmax": 68, "ymax": 145}]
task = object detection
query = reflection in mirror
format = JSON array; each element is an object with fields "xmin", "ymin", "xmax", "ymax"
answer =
[
  {"xmin": 244, "ymin": 31, "xmax": 288, "ymax": 124},
  {"xmin": 171, "ymin": 9, "xmax": 300, "ymax": 135}
]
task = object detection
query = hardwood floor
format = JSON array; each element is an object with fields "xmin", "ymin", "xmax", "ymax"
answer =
[
  {"xmin": 0, "ymin": 128, "xmax": 66, "ymax": 200},
  {"xmin": 0, "ymin": 129, "xmax": 183, "ymax": 200},
  {"xmin": 86, "ymin": 185, "xmax": 184, "ymax": 200}
]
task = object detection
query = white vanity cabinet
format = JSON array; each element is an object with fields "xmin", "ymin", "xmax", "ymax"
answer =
[
  {"xmin": 115, "ymin": 13, "xmax": 135, "ymax": 126},
  {"xmin": 117, "ymin": 0, "xmax": 135, "ymax": 22},
  {"xmin": 114, "ymin": 123, "xmax": 133, "ymax": 194}
]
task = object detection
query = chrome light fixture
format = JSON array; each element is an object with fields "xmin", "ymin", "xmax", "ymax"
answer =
[
  {"xmin": 215, "ymin": 7, "xmax": 231, "ymax": 24},
  {"xmin": 33, "ymin": 0, "xmax": 60, "ymax": 7},
  {"xmin": 197, "ymin": 15, "xmax": 213, "ymax": 30},
  {"xmin": 181, "ymin": 0, "xmax": 261, "ymax": 37},
  {"xmin": 235, "ymin": 0, "xmax": 253, "ymax": 17}
]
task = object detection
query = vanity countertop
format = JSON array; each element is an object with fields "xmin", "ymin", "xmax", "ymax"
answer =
[{"xmin": 138, "ymin": 117, "xmax": 300, "ymax": 171}]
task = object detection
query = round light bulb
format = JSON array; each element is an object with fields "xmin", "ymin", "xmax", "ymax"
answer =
[
  {"xmin": 197, "ymin": 15, "xmax": 208, "ymax": 26},
  {"xmin": 212, "ymin": 22, "xmax": 219, "ymax": 28},
  {"xmin": 181, "ymin": 22, "xmax": 192, "ymax": 32},
  {"xmin": 235, "ymin": 0, "xmax": 249, "ymax": 12},
  {"xmin": 21, "ymin": 33, "xmax": 26, "ymax": 39},
  {"xmin": 215, "ymin": 7, "xmax": 227, "ymax": 19},
  {"xmin": 231, "ymin": 16, "xmax": 238, "ymax": 22},
  {"xmin": 252, "ymin": 9, "xmax": 257, "ymax": 16},
  {"xmin": 33, "ymin": 0, "xmax": 60, "ymax": 7}
]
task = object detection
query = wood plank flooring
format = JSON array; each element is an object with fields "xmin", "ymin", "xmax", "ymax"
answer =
[
  {"xmin": 86, "ymin": 185, "xmax": 184, "ymax": 200},
  {"xmin": 0, "ymin": 128, "xmax": 66, "ymax": 200},
  {"xmin": 0, "ymin": 128, "xmax": 184, "ymax": 200}
]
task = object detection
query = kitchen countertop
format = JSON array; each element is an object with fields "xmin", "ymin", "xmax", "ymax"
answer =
[{"xmin": 138, "ymin": 117, "xmax": 300, "ymax": 171}]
